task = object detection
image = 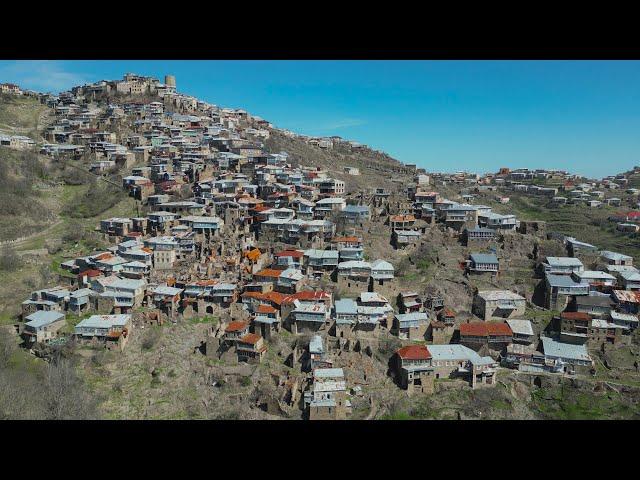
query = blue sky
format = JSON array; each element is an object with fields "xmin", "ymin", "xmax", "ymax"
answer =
[{"xmin": 1, "ymin": 60, "xmax": 639, "ymax": 178}]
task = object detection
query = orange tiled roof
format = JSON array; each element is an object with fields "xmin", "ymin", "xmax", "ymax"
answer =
[
  {"xmin": 254, "ymin": 269, "xmax": 282, "ymax": 278},
  {"xmin": 241, "ymin": 291, "xmax": 267, "ymax": 300},
  {"xmin": 332, "ymin": 236, "xmax": 361, "ymax": 243},
  {"xmin": 257, "ymin": 304, "xmax": 277, "ymax": 314},
  {"xmin": 264, "ymin": 291, "xmax": 286, "ymax": 306},
  {"xmin": 397, "ymin": 345, "xmax": 432, "ymax": 360},
  {"xmin": 390, "ymin": 214, "xmax": 415, "ymax": 223},
  {"xmin": 274, "ymin": 249, "xmax": 304, "ymax": 258},
  {"xmin": 244, "ymin": 248, "xmax": 261, "ymax": 262},
  {"xmin": 239, "ymin": 333, "xmax": 262, "ymax": 345},
  {"xmin": 226, "ymin": 321, "xmax": 249, "ymax": 333},
  {"xmin": 78, "ymin": 269, "xmax": 102, "ymax": 278},
  {"xmin": 460, "ymin": 322, "xmax": 512, "ymax": 337},
  {"xmin": 282, "ymin": 290, "xmax": 330, "ymax": 304}
]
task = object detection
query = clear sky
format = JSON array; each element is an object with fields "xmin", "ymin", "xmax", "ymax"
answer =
[{"xmin": 1, "ymin": 60, "xmax": 639, "ymax": 178}]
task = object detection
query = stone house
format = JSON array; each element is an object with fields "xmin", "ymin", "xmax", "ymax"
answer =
[{"xmin": 473, "ymin": 290, "xmax": 526, "ymax": 321}]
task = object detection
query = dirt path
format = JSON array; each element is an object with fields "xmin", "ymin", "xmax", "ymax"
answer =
[{"xmin": 3, "ymin": 219, "xmax": 64, "ymax": 248}]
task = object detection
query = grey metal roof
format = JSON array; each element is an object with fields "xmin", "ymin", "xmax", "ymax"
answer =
[
  {"xmin": 541, "ymin": 337, "xmax": 591, "ymax": 362},
  {"xmin": 75, "ymin": 314, "xmax": 131, "ymax": 329},
  {"xmin": 25, "ymin": 310, "xmax": 65, "ymax": 328},
  {"xmin": 470, "ymin": 253, "xmax": 499, "ymax": 264},
  {"xmin": 546, "ymin": 274, "xmax": 584, "ymax": 288},
  {"xmin": 545, "ymin": 257, "xmax": 584, "ymax": 267},
  {"xmin": 314, "ymin": 368, "xmax": 344, "ymax": 378},
  {"xmin": 334, "ymin": 298, "xmax": 358, "ymax": 315},
  {"xmin": 309, "ymin": 335, "xmax": 324, "ymax": 353},
  {"xmin": 506, "ymin": 319, "xmax": 534, "ymax": 336}
]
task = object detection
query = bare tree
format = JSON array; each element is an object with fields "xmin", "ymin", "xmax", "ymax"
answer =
[{"xmin": 43, "ymin": 359, "xmax": 99, "ymax": 420}]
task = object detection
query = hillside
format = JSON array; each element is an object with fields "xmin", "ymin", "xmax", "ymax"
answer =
[
  {"xmin": 1, "ymin": 82, "xmax": 640, "ymax": 421},
  {"xmin": 264, "ymin": 130, "xmax": 415, "ymax": 194},
  {"xmin": 0, "ymin": 99, "xmax": 137, "ymax": 324},
  {"xmin": 0, "ymin": 93, "xmax": 50, "ymax": 139}
]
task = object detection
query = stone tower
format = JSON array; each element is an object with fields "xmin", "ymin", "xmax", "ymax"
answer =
[{"xmin": 165, "ymin": 75, "xmax": 176, "ymax": 88}]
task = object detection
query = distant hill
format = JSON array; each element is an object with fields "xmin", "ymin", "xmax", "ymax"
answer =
[{"xmin": 264, "ymin": 129, "xmax": 416, "ymax": 194}]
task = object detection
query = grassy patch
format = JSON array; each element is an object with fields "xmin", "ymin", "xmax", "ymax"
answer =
[
  {"xmin": 189, "ymin": 316, "xmax": 219, "ymax": 325},
  {"xmin": 380, "ymin": 410, "xmax": 414, "ymax": 420}
]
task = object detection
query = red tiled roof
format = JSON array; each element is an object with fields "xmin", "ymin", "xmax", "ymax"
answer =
[
  {"xmin": 486, "ymin": 322, "xmax": 513, "ymax": 336},
  {"xmin": 397, "ymin": 345, "xmax": 432, "ymax": 360},
  {"xmin": 264, "ymin": 291, "xmax": 286, "ymax": 306},
  {"xmin": 332, "ymin": 236, "xmax": 361, "ymax": 243},
  {"xmin": 274, "ymin": 249, "xmax": 304, "ymax": 258},
  {"xmin": 225, "ymin": 321, "xmax": 248, "ymax": 332},
  {"xmin": 460, "ymin": 322, "xmax": 512, "ymax": 337},
  {"xmin": 282, "ymin": 290, "xmax": 331, "ymax": 304},
  {"xmin": 390, "ymin": 214, "xmax": 415, "ymax": 223},
  {"xmin": 239, "ymin": 333, "xmax": 262, "ymax": 345},
  {"xmin": 254, "ymin": 269, "xmax": 282, "ymax": 278},
  {"xmin": 241, "ymin": 291, "xmax": 266, "ymax": 300},
  {"xmin": 257, "ymin": 304, "xmax": 277, "ymax": 314},
  {"xmin": 79, "ymin": 269, "xmax": 102, "ymax": 278},
  {"xmin": 244, "ymin": 248, "xmax": 261, "ymax": 262}
]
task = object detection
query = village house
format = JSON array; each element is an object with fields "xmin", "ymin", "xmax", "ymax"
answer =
[
  {"xmin": 222, "ymin": 320, "xmax": 250, "ymax": 345},
  {"xmin": 542, "ymin": 256, "xmax": 584, "ymax": 275},
  {"xmin": 341, "ymin": 204, "xmax": 370, "ymax": 223},
  {"xmin": 393, "ymin": 312, "xmax": 429, "ymax": 340},
  {"xmin": 575, "ymin": 294, "xmax": 615, "ymax": 318},
  {"xmin": 399, "ymin": 291, "xmax": 424, "ymax": 313},
  {"xmin": 305, "ymin": 368, "xmax": 350, "ymax": 420},
  {"xmin": 558, "ymin": 311, "xmax": 628, "ymax": 347},
  {"xmin": 395, "ymin": 344, "xmax": 435, "ymax": 395},
  {"xmin": 473, "ymin": 290, "xmax": 526, "ymax": 321},
  {"xmin": 459, "ymin": 321, "xmax": 513, "ymax": 352},
  {"xmin": 333, "ymin": 298, "xmax": 358, "ymax": 338},
  {"xmin": 236, "ymin": 333, "xmax": 267, "ymax": 363},
  {"xmin": 540, "ymin": 336, "xmax": 593, "ymax": 374},
  {"xmin": 424, "ymin": 344, "xmax": 498, "ymax": 388},
  {"xmin": 73, "ymin": 314, "xmax": 132, "ymax": 351},
  {"xmin": 21, "ymin": 311, "xmax": 66, "ymax": 346},
  {"xmin": 600, "ymin": 250, "xmax": 633, "ymax": 266},
  {"xmin": 464, "ymin": 227, "xmax": 496, "ymax": 246},
  {"xmin": 252, "ymin": 304, "xmax": 281, "ymax": 340},
  {"xmin": 505, "ymin": 318, "xmax": 535, "ymax": 344},
  {"xmin": 291, "ymin": 299, "xmax": 330, "ymax": 333},
  {"xmin": 304, "ymin": 249, "xmax": 339, "ymax": 276},
  {"xmin": 609, "ymin": 310, "xmax": 639, "ymax": 331},
  {"xmin": 571, "ymin": 270, "xmax": 617, "ymax": 290},
  {"xmin": 392, "ymin": 229, "xmax": 422, "ymax": 249},
  {"xmin": 543, "ymin": 274, "xmax": 590, "ymax": 310},
  {"xmin": 468, "ymin": 253, "xmax": 499, "ymax": 274},
  {"xmin": 308, "ymin": 334, "xmax": 333, "ymax": 370},
  {"xmin": 620, "ymin": 269, "xmax": 640, "ymax": 290},
  {"xmin": 612, "ymin": 289, "xmax": 640, "ymax": 314}
]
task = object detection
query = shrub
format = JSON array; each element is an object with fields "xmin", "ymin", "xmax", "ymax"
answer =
[
  {"xmin": 141, "ymin": 328, "xmax": 162, "ymax": 351},
  {"xmin": 0, "ymin": 245, "xmax": 20, "ymax": 272}
]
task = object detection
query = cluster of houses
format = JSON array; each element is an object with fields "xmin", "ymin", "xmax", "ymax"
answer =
[{"xmin": 7, "ymin": 74, "xmax": 640, "ymax": 420}]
